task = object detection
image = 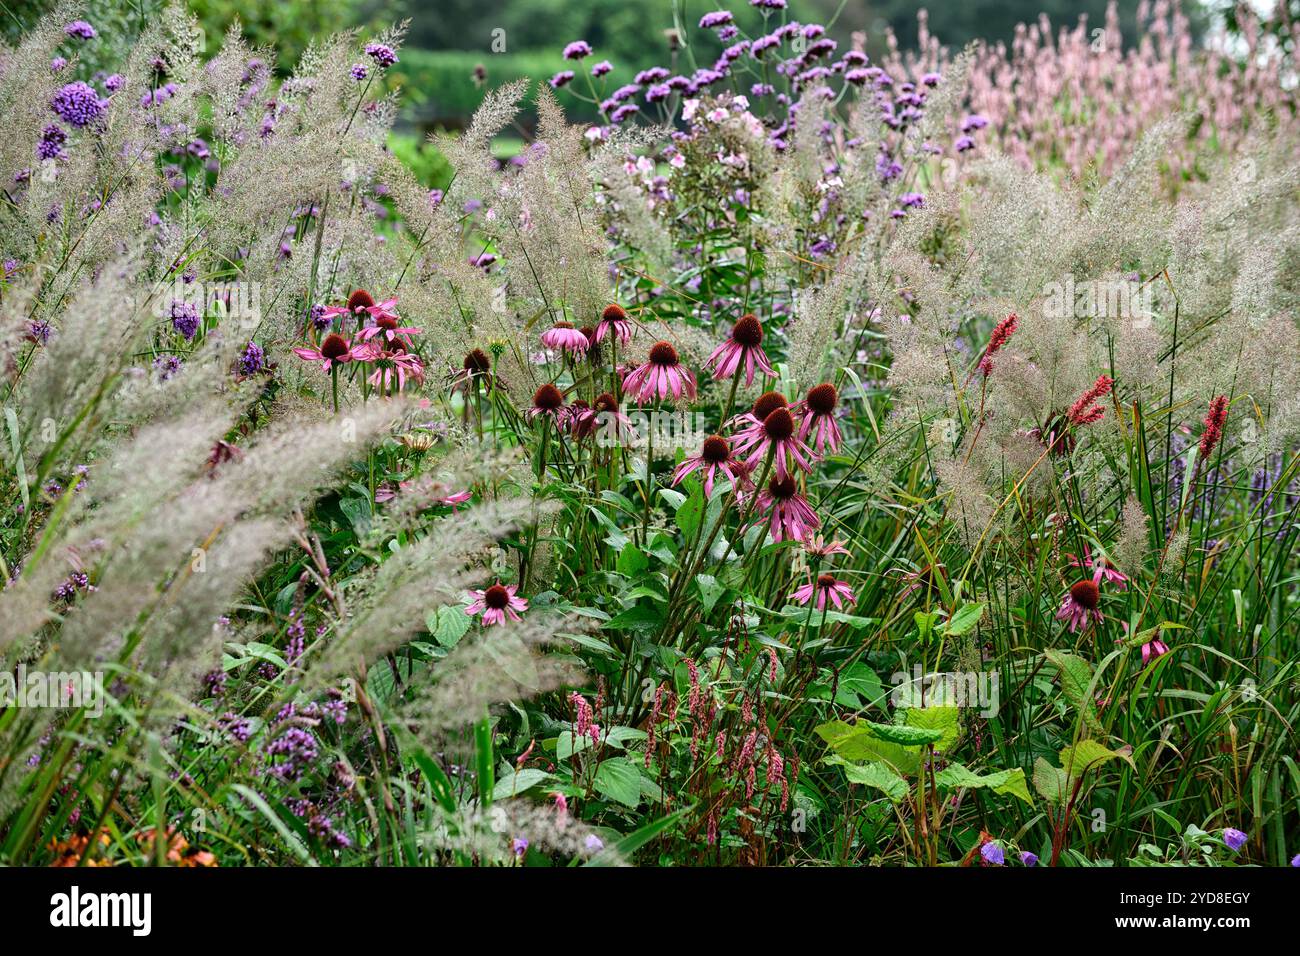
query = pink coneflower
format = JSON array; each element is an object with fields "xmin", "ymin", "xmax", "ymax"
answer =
[
  {"xmin": 362, "ymin": 341, "xmax": 424, "ymax": 391},
  {"xmin": 292, "ymin": 333, "xmax": 359, "ymax": 371},
  {"xmin": 584, "ymin": 391, "xmax": 634, "ymax": 444},
  {"xmin": 672, "ymin": 435, "xmax": 750, "ymax": 496},
  {"xmin": 622, "ymin": 341, "xmax": 696, "ymax": 402},
  {"xmin": 466, "ymin": 582, "xmax": 528, "ymax": 626},
  {"xmin": 793, "ymin": 573, "xmax": 856, "ymax": 610},
  {"xmin": 540, "ymin": 321, "xmax": 590, "ymax": 357},
  {"xmin": 797, "ymin": 382, "xmax": 842, "ymax": 454},
  {"xmin": 735, "ymin": 404, "xmax": 817, "ymax": 480},
  {"xmin": 1199, "ymin": 395, "xmax": 1228, "ymax": 459},
  {"xmin": 451, "ymin": 348, "xmax": 495, "ymax": 393},
  {"xmin": 356, "ymin": 312, "xmax": 421, "ymax": 347},
  {"xmin": 1056, "ymin": 579, "xmax": 1103, "ymax": 633},
  {"xmin": 754, "ymin": 475, "xmax": 820, "ymax": 542},
  {"xmin": 977, "ymin": 312, "xmax": 1018, "ymax": 377},
  {"xmin": 802, "ymin": 533, "xmax": 850, "ymax": 558},
  {"xmin": 1067, "ymin": 544, "xmax": 1127, "ymax": 589},
  {"xmin": 527, "ymin": 383, "xmax": 569, "ymax": 423},
  {"xmin": 1067, "ymin": 374, "xmax": 1114, "ymax": 427},
  {"xmin": 705, "ymin": 313, "xmax": 775, "ymax": 386},
  {"xmin": 594, "ymin": 303, "xmax": 634, "ymax": 344},
  {"xmin": 318, "ymin": 289, "xmax": 379, "ymax": 327},
  {"xmin": 1141, "ymin": 638, "xmax": 1170, "ymax": 665}
]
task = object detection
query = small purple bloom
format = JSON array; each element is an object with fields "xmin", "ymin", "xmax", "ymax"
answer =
[
  {"xmin": 50, "ymin": 56, "xmax": 67, "ymax": 72},
  {"xmin": 104, "ymin": 73, "xmax": 124, "ymax": 91},
  {"xmin": 980, "ymin": 841, "xmax": 1005, "ymax": 865},
  {"xmin": 562, "ymin": 41, "xmax": 592, "ymax": 61},
  {"xmin": 364, "ymin": 43, "xmax": 397, "ymax": 68},
  {"xmin": 700, "ymin": 12, "xmax": 733, "ymax": 28},
  {"xmin": 64, "ymin": 20, "xmax": 97, "ymax": 40},
  {"xmin": 37, "ymin": 124, "xmax": 67, "ymax": 161},
  {"xmin": 350, "ymin": 63, "xmax": 368, "ymax": 81},
  {"xmin": 1019, "ymin": 851, "xmax": 1038, "ymax": 866},
  {"xmin": 237, "ymin": 340, "xmax": 264, "ymax": 375},
  {"xmin": 51, "ymin": 82, "xmax": 106, "ymax": 127},
  {"xmin": 512, "ymin": 836, "xmax": 529, "ymax": 857},
  {"xmin": 1223, "ymin": 828, "xmax": 1248, "ymax": 852},
  {"xmin": 170, "ymin": 300, "xmax": 200, "ymax": 339},
  {"xmin": 549, "ymin": 70, "xmax": 575, "ymax": 90},
  {"xmin": 590, "ymin": 60, "xmax": 612, "ymax": 77}
]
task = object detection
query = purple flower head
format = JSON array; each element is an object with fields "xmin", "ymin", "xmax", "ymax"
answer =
[
  {"xmin": 50, "ymin": 56, "xmax": 67, "ymax": 72},
  {"xmin": 170, "ymin": 300, "xmax": 200, "ymax": 339},
  {"xmin": 955, "ymin": 135, "xmax": 975, "ymax": 152},
  {"xmin": 549, "ymin": 70, "xmax": 575, "ymax": 90},
  {"xmin": 563, "ymin": 41, "xmax": 592, "ymax": 61},
  {"xmin": 154, "ymin": 355, "xmax": 183, "ymax": 380},
  {"xmin": 512, "ymin": 836, "xmax": 529, "ymax": 857},
  {"xmin": 980, "ymin": 841, "xmax": 1005, "ymax": 865},
  {"xmin": 1222, "ymin": 828, "xmax": 1248, "ymax": 852},
  {"xmin": 64, "ymin": 20, "xmax": 97, "ymax": 40},
  {"xmin": 1292, "ymin": 854, "xmax": 1300, "ymax": 867},
  {"xmin": 645, "ymin": 83, "xmax": 671, "ymax": 103},
  {"xmin": 37, "ymin": 124, "xmax": 67, "ymax": 161},
  {"xmin": 699, "ymin": 11, "xmax": 734, "ymax": 29},
  {"xmin": 238, "ymin": 340, "xmax": 264, "ymax": 375},
  {"xmin": 922, "ymin": 71, "xmax": 942, "ymax": 86},
  {"xmin": 51, "ymin": 81, "xmax": 106, "ymax": 127},
  {"xmin": 610, "ymin": 103, "xmax": 639, "ymax": 124},
  {"xmin": 364, "ymin": 43, "xmax": 398, "ymax": 67},
  {"xmin": 591, "ymin": 60, "xmax": 612, "ymax": 77},
  {"xmin": 751, "ymin": 0, "xmax": 787, "ymax": 8},
  {"xmin": 961, "ymin": 114, "xmax": 989, "ymax": 133},
  {"xmin": 1019, "ymin": 851, "xmax": 1038, "ymax": 866},
  {"xmin": 104, "ymin": 73, "xmax": 124, "ymax": 91},
  {"xmin": 350, "ymin": 63, "xmax": 368, "ymax": 81},
  {"xmin": 634, "ymin": 67, "xmax": 670, "ymax": 86}
]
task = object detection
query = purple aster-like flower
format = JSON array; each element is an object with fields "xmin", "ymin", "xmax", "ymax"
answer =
[
  {"xmin": 50, "ymin": 56, "xmax": 67, "ymax": 72},
  {"xmin": 51, "ymin": 81, "xmax": 106, "ymax": 127},
  {"xmin": 64, "ymin": 20, "xmax": 97, "ymax": 39},
  {"xmin": 610, "ymin": 103, "xmax": 639, "ymax": 124},
  {"xmin": 154, "ymin": 354, "xmax": 183, "ymax": 380},
  {"xmin": 104, "ymin": 73, "xmax": 123, "ymax": 91},
  {"xmin": 512, "ymin": 836, "xmax": 529, "ymax": 857},
  {"xmin": 237, "ymin": 340, "xmax": 264, "ymax": 375},
  {"xmin": 590, "ymin": 60, "xmax": 612, "ymax": 77},
  {"xmin": 37, "ymin": 124, "xmax": 67, "ymax": 161},
  {"xmin": 563, "ymin": 40, "xmax": 592, "ymax": 60},
  {"xmin": 364, "ymin": 43, "xmax": 398, "ymax": 67},
  {"xmin": 170, "ymin": 300, "xmax": 200, "ymax": 339},
  {"xmin": 549, "ymin": 70, "xmax": 575, "ymax": 90}
]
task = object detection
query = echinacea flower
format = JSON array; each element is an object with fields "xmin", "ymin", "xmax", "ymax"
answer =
[
  {"xmin": 1222, "ymin": 828, "xmax": 1247, "ymax": 852},
  {"xmin": 793, "ymin": 573, "xmax": 856, "ymax": 610},
  {"xmin": 465, "ymin": 581, "xmax": 528, "ymax": 626},
  {"xmin": 293, "ymin": 332, "xmax": 358, "ymax": 371},
  {"xmin": 802, "ymin": 533, "xmax": 850, "ymax": 559},
  {"xmin": 797, "ymin": 382, "xmax": 842, "ymax": 454},
  {"xmin": 734, "ymin": 403, "xmax": 817, "ymax": 480},
  {"xmin": 1056, "ymin": 579, "xmax": 1103, "ymax": 633},
  {"xmin": 704, "ymin": 313, "xmax": 775, "ymax": 386},
  {"xmin": 356, "ymin": 312, "xmax": 421, "ymax": 347},
  {"xmin": 753, "ymin": 474, "xmax": 820, "ymax": 542},
  {"xmin": 1067, "ymin": 543, "xmax": 1128, "ymax": 589},
  {"xmin": 540, "ymin": 321, "xmax": 590, "ymax": 357},
  {"xmin": 673, "ymin": 435, "xmax": 750, "ymax": 497},
  {"xmin": 1140, "ymin": 638, "xmax": 1169, "ymax": 665},
  {"xmin": 527, "ymin": 383, "xmax": 569, "ymax": 423},
  {"xmin": 585, "ymin": 391, "xmax": 635, "ymax": 445},
  {"xmin": 980, "ymin": 842, "xmax": 1005, "ymax": 865},
  {"xmin": 595, "ymin": 303, "xmax": 634, "ymax": 345},
  {"xmin": 362, "ymin": 341, "xmax": 424, "ymax": 392},
  {"xmin": 451, "ymin": 348, "xmax": 494, "ymax": 393},
  {"xmin": 622, "ymin": 341, "xmax": 696, "ymax": 402}
]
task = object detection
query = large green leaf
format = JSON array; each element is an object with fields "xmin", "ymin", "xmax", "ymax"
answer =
[
  {"xmin": 901, "ymin": 705, "xmax": 961, "ymax": 752},
  {"xmin": 490, "ymin": 768, "xmax": 555, "ymax": 801},
  {"xmin": 814, "ymin": 721, "xmax": 923, "ymax": 775},
  {"xmin": 934, "ymin": 763, "xmax": 1032, "ymax": 805},
  {"xmin": 841, "ymin": 760, "xmax": 910, "ymax": 802},
  {"xmin": 1059, "ymin": 739, "xmax": 1135, "ymax": 775},
  {"xmin": 593, "ymin": 757, "xmax": 643, "ymax": 808},
  {"xmin": 1044, "ymin": 650, "xmax": 1104, "ymax": 735}
]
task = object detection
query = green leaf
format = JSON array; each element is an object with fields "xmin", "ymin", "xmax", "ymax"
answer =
[
  {"xmin": 616, "ymin": 545, "xmax": 648, "ymax": 578},
  {"xmin": 1044, "ymin": 649, "xmax": 1104, "ymax": 735},
  {"xmin": 840, "ymin": 760, "xmax": 910, "ymax": 802},
  {"xmin": 934, "ymin": 763, "xmax": 1033, "ymax": 805},
  {"xmin": 429, "ymin": 605, "xmax": 471, "ymax": 648},
  {"xmin": 814, "ymin": 720, "xmax": 923, "ymax": 775},
  {"xmin": 943, "ymin": 602, "xmax": 985, "ymax": 636},
  {"xmin": 1059, "ymin": 739, "xmax": 1135, "ymax": 775},
  {"xmin": 674, "ymin": 481, "xmax": 705, "ymax": 540},
  {"xmin": 583, "ymin": 809, "xmax": 688, "ymax": 867},
  {"xmin": 593, "ymin": 757, "xmax": 643, "ymax": 808},
  {"xmin": 491, "ymin": 768, "xmax": 555, "ymax": 801},
  {"xmin": 605, "ymin": 603, "xmax": 666, "ymax": 631},
  {"xmin": 695, "ymin": 574, "xmax": 724, "ymax": 614},
  {"xmin": 1032, "ymin": 757, "xmax": 1068, "ymax": 806},
  {"xmin": 901, "ymin": 705, "xmax": 961, "ymax": 752}
]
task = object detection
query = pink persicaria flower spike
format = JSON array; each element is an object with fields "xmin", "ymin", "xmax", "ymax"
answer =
[
  {"xmin": 793, "ymin": 573, "xmax": 856, "ymax": 610},
  {"xmin": 465, "ymin": 581, "xmax": 528, "ymax": 626},
  {"xmin": 594, "ymin": 302, "xmax": 634, "ymax": 344},
  {"xmin": 622, "ymin": 341, "xmax": 696, "ymax": 402},
  {"xmin": 1067, "ymin": 543, "xmax": 1127, "ymax": 589},
  {"xmin": 1056, "ymin": 579, "xmax": 1103, "ymax": 633},
  {"xmin": 797, "ymin": 382, "xmax": 843, "ymax": 454},
  {"xmin": 977, "ymin": 312, "xmax": 1017, "ymax": 378},
  {"xmin": 526, "ymin": 383, "xmax": 569, "ymax": 424},
  {"xmin": 673, "ymin": 435, "xmax": 751, "ymax": 497},
  {"xmin": 1067, "ymin": 374, "xmax": 1114, "ymax": 427},
  {"xmin": 1141, "ymin": 638, "xmax": 1170, "ymax": 665},
  {"xmin": 539, "ymin": 321, "xmax": 590, "ymax": 357},
  {"xmin": 705, "ymin": 313, "xmax": 776, "ymax": 386},
  {"xmin": 753, "ymin": 474, "xmax": 820, "ymax": 542},
  {"xmin": 356, "ymin": 312, "xmax": 421, "ymax": 347},
  {"xmin": 734, "ymin": 402, "xmax": 817, "ymax": 481},
  {"xmin": 1199, "ymin": 394, "xmax": 1229, "ymax": 459},
  {"xmin": 293, "ymin": 332, "xmax": 359, "ymax": 371}
]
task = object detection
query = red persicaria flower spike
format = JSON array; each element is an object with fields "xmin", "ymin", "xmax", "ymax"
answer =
[
  {"xmin": 979, "ymin": 313, "xmax": 1018, "ymax": 377},
  {"xmin": 1199, "ymin": 395, "xmax": 1228, "ymax": 459},
  {"xmin": 622, "ymin": 340, "xmax": 696, "ymax": 402},
  {"xmin": 1067, "ymin": 374, "xmax": 1114, "ymax": 426},
  {"xmin": 705, "ymin": 313, "xmax": 776, "ymax": 386}
]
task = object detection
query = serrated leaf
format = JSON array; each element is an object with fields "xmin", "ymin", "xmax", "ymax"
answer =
[
  {"xmin": 1059, "ymin": 739, "xmax": 1135, "ymax": 775},
  {"xmin": 1033, "ymin": 757, "xmax": 1068, "ymax": 806},
  {"xmin": 429, "ymin": 605, "xmax": 471, "ymax": 648},
  {"xmin": 934, "ymin": 763, "xmax": 1032, "ymax": 805},
  {"xmin": 841, "ymin": 761, "xmax": 910, "ymax": 802},
  {"xmin": 901, "ymin": 705, "xmax": 961, "ymax": 752},
  {"xmin": 674, "ymin": 482, "xmax": 705, "ymax": 540},
  {"xmin": 1044, "ymin": 649, "xmax": 1103, "ymax": 735}
]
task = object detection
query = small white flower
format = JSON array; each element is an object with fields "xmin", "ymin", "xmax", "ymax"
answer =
[{"xmin": 682, "ymin": 98, "xmax": 700, "ymax": 120}]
